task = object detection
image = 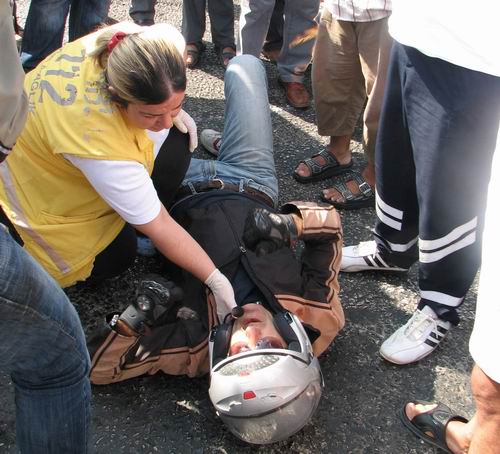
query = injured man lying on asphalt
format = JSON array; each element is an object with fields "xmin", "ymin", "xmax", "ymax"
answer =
[{"xmin": 88, "ymin": 55, "xmax": 345, "ymax": 445}]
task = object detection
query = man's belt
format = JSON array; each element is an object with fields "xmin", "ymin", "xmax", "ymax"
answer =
[{"xmin": 174, "ymin": 179, "xmax": 274, "ymax": 208}]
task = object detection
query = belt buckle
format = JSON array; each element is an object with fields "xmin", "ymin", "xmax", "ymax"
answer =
[{"xmin": 212, "ymin": 178, "xmax": 225, "ymax": 190}]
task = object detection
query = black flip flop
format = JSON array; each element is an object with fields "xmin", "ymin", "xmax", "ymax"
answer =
[
  {"xmin": 293, "ymin": 149, "xmax": 353, "ymax": 183},
  {"xmin": 399, "ymin": 400, "xmax": 468, "ymax": 453},
  {"xmin": 320, "ymin": 171, "xmax": 374, "ymax": 210}
]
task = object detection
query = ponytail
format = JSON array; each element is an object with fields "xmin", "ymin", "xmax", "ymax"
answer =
[{"xmin": 90, "ymin": 22, "xmax": 187, "ymax": 107}]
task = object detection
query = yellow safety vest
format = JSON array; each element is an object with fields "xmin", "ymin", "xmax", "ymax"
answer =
[{"xmin": 0, "ymin": 33, "xmax": 154, "ymax": 287}]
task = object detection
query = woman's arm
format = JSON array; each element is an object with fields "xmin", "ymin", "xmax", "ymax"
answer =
[
  {"xmin": 65, "ymin": 154, "xmax": 237, "ymax": 319},
  {"xmin": 135, "ymin": 206, "xmax": 236, "ymax": 320},
  {"xmin": 134, "ymin": 205, "xmax": 215, "ymax": 281},
  {"xmin": 65, "ymin": 155, "xmax": 217, "ymax": 278}
]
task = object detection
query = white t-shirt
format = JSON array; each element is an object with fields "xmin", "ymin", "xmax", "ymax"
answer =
[
  {"xmin": 469, "ymin": 123, "xmax": 500, "ymax": 383},
  {"xmin": 389, "ymin": 0, "xmax": 500, "ymax": 76},
  {"xmin": 64, "ymin": 128, "xmax": 170, "ymax": 225}
]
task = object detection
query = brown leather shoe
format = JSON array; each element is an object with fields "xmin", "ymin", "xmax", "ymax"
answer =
[{"xmin": 278, "ymin": 78, "xmax": 310, "ymax": 109}]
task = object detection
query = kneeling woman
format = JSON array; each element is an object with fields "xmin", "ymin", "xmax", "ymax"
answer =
[{"xmin": 0, "ymin": 22, "xmax": 234, "ymax": 310}]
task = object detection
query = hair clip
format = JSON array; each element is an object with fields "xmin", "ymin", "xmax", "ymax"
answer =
[{"xmin": 107, "ymin": 31, "xmax": 127, "ymax": 52}]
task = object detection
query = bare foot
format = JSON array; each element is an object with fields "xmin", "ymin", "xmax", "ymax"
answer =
[{"xmin": 294, "ymin": 135, "xmax": 351, "ymax": 179}]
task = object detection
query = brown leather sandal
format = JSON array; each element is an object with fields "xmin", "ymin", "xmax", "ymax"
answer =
[
  {"xmin": 294, "ymin": 149, "xmax": 353, "ymax": 183},
  {"xmin": 320, "ymin": 171, "xmax": 374, "ymax": 210},
  {"xmin": 185, "ymin": 42, "xmax": 205, "ymax": 69},
  {"xmin": 218, "ymin": 46, "xmax": 236, "ymax": 68}
]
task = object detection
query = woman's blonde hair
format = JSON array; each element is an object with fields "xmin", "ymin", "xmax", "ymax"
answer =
[{"xmin": 91, "ymin": 23, "xmax": 186, "ymax": 106}]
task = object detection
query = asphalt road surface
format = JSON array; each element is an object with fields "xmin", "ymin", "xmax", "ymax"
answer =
[{"xmin": 1, "ymin": 2, "xmax": 477, "ymax": 453}]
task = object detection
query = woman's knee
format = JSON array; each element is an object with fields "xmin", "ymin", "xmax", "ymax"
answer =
[
  {"xmin": 152, "ymin": 126, "xmax": 191, "ymax": 205},
  {"xmin": 91, "ymin": 224, "xmax": 137, "ymax": 281}
]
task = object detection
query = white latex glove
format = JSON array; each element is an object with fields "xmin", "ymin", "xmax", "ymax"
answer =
[
  {"xmin": 173, "ymin": 109, "xmax": 198, "ymax": 152},
  {"xmin": 204, "ymin": 269, "xmax": 237, "ymax": 322}
]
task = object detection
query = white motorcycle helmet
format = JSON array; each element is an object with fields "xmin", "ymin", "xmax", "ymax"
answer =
[{"xmin": 208, "ymin": 308, "xmax": 323, "ymax": 445}]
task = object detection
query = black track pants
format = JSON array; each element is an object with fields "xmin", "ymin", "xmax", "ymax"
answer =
[{"xmin": 373, "ymin": 42, "xmax": 500, "ymax": 323}]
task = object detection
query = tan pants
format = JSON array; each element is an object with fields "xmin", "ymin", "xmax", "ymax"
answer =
[{"xmin": 312, "ymin": 10, "xmax": 392, "ymax": 164}]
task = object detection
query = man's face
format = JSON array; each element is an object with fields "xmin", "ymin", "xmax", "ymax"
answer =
[
  {"xmin": 229, "ymin": 304, "xmax": 286, "ymax": 356},
  {"xmin": 122, "ymin": 90, "xmax": 185, "ymax": 132}
]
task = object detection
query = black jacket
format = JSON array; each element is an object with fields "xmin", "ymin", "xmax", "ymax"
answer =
[{"xmin": 89, "ymin": 192, "xmax": 344, "ymax": 384}]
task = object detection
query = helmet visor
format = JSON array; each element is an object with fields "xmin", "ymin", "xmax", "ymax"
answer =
[{"xmin": 219, "ymin": 380, "xmax": 322, "ymax": 444}]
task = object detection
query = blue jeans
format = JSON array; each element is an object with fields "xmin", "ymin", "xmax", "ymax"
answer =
[
  {"xmin": 183, "ymin": 55, "xmax": 279, "ymax": 207},
  {"xmin": 0, "ymin": 225, "xmax": 90, "ymax": 453},
  {"xmin": 238, "ymin": 0, "xmax": 319, "ymax": 82},
  {"xmin": 21, "ymin": 0, "xmax": 111, "ymax": 71}
]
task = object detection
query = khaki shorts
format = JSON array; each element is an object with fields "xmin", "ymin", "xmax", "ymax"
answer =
[{"xmin": 312, "ymin": 10, "xmax": 392, "ymax": 162}]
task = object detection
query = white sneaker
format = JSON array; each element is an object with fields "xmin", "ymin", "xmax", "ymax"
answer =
[
  {"xmin": 200, "ymin": 129, "xmax": 222, "ymax": 157},
  {"xmin": 341, "ymin": 240, "xmax": 408, "ymax": 273},
  {"xmin": 380, "ymin": 306, "xmax": 451, "ymax": 365}
]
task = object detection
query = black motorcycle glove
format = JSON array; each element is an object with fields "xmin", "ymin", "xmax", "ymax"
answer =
[{"xmin": 243, "ymin": 208, "xmax": 298, "ymax": 257}]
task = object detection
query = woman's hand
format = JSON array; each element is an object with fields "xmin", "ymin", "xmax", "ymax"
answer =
[
  {"xmin": 204, "ymin": 269, "xmax": 237, "ymax": 322},
  {"xmin": 173, "ymin": 109, "xmax": 198, "ymax": 152}
]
